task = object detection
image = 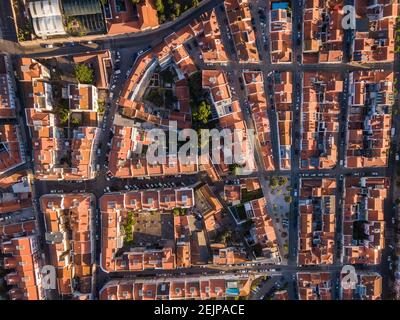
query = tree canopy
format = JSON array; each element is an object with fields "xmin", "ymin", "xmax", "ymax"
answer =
[
  {"xmin": 193, "ymin": 101, "xmax": 211, "ymax": 124},
  {"xmin": 74, "ymin": 64, "xmax": 94, "ymax": 84}
]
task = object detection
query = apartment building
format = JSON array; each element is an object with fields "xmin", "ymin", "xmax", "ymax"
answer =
[
  {"xmin": 297, "ymin": 272, "xmax": 332, "ymax": 300},
  {"xmin": 40, "ymin": 193, "xmax": 95, "ymax": 298},
  {"xmin": 298, "ymin": 178, "xmax": 336, "ymax": 265},
  {"xmin": 99, "ymin": 275, "xmax": 252, "ymax": 300},
  {"xmin": 0, "ymin": 54, "xmax": 16, "ymax": 118},
  {"xmin": 300, "ymin": 72, "xmax": 341, "ymax": 169},
  {"xmin": 346, "ymin": 70, "xmax": 393, "ymax": 168},
  {"xmin": 100, "ymin": 188, "xmax": 195, "ymax": 272},
  {"xmin": 342, "ymin": 177, "xmax": 387, "ymax": 265}
]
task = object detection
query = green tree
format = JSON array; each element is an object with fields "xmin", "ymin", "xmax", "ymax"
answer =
[
  {"xmin": 56, "ymin": 106, "xmax": 69, "ymax": 125},
  {"xmin": 123, "ymin": 211, "xmax": 136, "ymax": 245},
  {"xmin": 270, "ymin": 176, "xmax": 278, "ymax": 188},
  {"xmin": 173, "ymin": 208, "xmax": 187, "ymax": 216},
  {"xmin": 193, "ymin": 101, "xmax": 211, "ymax": 124},
  {"xmin": 131, "ymin": 0, "xmax": 141, "ymax": 4},
  {"xmin": 220, "ymin": 230, "xmax": 233, "ymax": 245},
  {"xmin": 71, "ymin": 117, "xmax": 81, "ymax": 126},
  {"xmin": 192, "ymin": 0, "xmax": 199, "ymax": 7},
  {"xmin": 278, "ymin": 176, "xmax": 288, "ymax": 186},
  {"xmin": 74, "ymin": 64, "xmax": 94, "ymax": 84},
  {"xmin": 146, "ymin": 88, "xmax": 164, "ymax": 107},
  {"xmin": 284, "ymin": 195, "xmax": 292, "ymax": 203},
  {"xmin": 98, "ymin": 99, "xmax": 106, "ymax": 115},
  {"xmin": 155, "ymin": 0, "xmax": 165, "ymax": 15}
]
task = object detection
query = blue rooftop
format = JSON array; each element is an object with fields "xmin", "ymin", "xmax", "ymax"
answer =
[
  {"xmin": 226, "ymin": 288, "xmax": 240, "ymax": 296},
  {"xmin": 272, "ymin": 2, "xmax": 289, "ymax": 10}
]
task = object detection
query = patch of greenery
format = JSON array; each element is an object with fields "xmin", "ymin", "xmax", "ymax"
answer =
[
  {"xmin": 98, "ymin": 99, "xmax": 106, "ymax": 115},
  {"xmin": 123, "ymin": 211, "xmax": 136, "ymax": 245},
  {"xmin": 193, "ymin": 101, "xmax": 211, "ymax": 124},
  {"xmin": 71, "ymin": 117, "xmax": 81, "ymax": 127},
  {"xmin": 161, "ymin": 68, "xmax": 175, "ymax": 84},
  {"xmin": 216, "ymin": 230, "xmax": 233, "ymax": 245},
  {"xmin": 17, "ymin": 21, "xmax": 33, "ymax": 42},
  {"xmin": 74, "ymin": 64, "xmax": 94, "ymax": 84},
  {"xmin": 269, "ymin": 176, "xmax": 288, "ymax": 189},
  {"xmin": 173, "ymin": 207, "xmax": 187, "ymax": 216},
  {"xmin": 155, "ymin": 0, "xmax": 195, "ymax": 23},
  {"xmin": 55, "ymin": 100, "xmax": 70, "ymax": 125},
  {"xmin": 146, "ymin": 88, "xmax": 164, "ymax": 107}
]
